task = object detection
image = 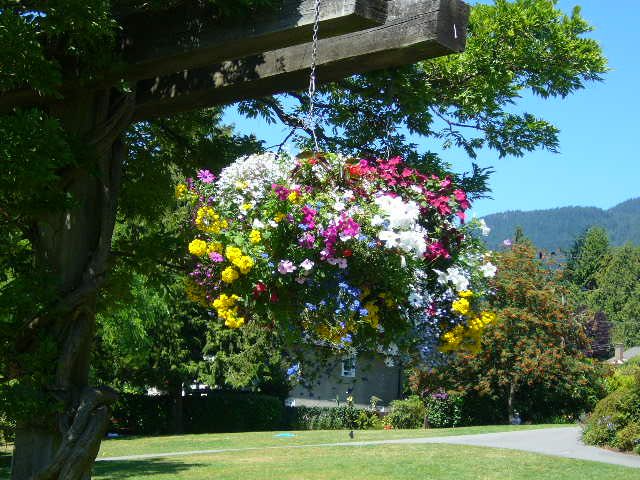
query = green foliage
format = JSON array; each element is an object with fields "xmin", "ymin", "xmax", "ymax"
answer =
[
  {"xmin": 286, "ymin": 405, "xmax": 378, "ymax": 430},
  {"xmin": 416, "ymin": 241, "xmax": 604, "ymax": 423},
  {"xmin": 425, "ymin": 392, "xmax": 464, "ymax": 428},
  {"xmin": 386, "ymin": 396, "xmax": 426, "ymax": 429},
  {"xmin": 588, "ymin": 244, "xmax": 640, "ymax": 345},
  {"xmin": 110, "ymin": 392, "xmax": 285, "ymax": 435},
  {"xmin": 566, "ymin": 227, "xmax": 610, "ymax": 290},
  {"xmin": 583, "ymin": 372, "xmax": 640, "ymax": 451}
]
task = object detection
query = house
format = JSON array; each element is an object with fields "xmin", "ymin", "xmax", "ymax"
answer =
[
  {"xmin": 287, "ymin": 347, "xmax": 402, "ymax": 408},
  {"xmin": 607, "ymin": 344, "xmax": 640, "ymax": 365}
]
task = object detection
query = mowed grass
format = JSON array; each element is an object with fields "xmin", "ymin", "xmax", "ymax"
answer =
[
  {"xmin": 96, "ymin": 424, "xmax": 565, "ymax": 458},
  {"xmin": 91, "ymin": 443, "xmax": 640, "ymax": 480}
]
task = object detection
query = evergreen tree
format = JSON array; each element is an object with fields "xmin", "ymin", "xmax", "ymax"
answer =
[{"xmin": 566, "ymin": 226, "xmax": 610, "ymax": 290}]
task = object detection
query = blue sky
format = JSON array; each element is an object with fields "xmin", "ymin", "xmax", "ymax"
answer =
[{"xmin": 223, "ymin": 0, "xmax": 639, "ymax": 217}]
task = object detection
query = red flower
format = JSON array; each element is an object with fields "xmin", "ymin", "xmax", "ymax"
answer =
[
  {"xmin": 253, "ymin": 281, "xmax": 267, "ymax": 298},
  {"xmin": 342, "ymin": 249, "xmax": 353, "ymax": 257},
  {"xmin": 270, "ymin": 292, "xmax": 279, "ymax": 303}
]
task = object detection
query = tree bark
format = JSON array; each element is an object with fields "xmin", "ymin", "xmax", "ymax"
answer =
[
  {"xmin": 507, "ymin": 382, "xmax": 516, "ymax": 424},
  {"xmin": 10, "ymin": 89, "xmax": 133, "ymax": 480}
]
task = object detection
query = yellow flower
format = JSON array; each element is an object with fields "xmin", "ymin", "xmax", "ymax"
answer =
[
  {"xmin": 175, "ymin": 183, "xmax": 188, "ymax": 199},
  {"xmin": 235, "ymin": 181, "xmax": 248, "ymax": 190},
  {"xmin": 212, "ymin": 293, "xmax": 240, "ymax": 310},
  {"xmin": 206, "ymin": 242, "xmax": 223, "ymax": 254},
  {"xmin": 363, "ymin": 301, "xmax": 380, "ymax": 328},
  {"xmin": 480, "ymin": 311, "xmax": 497, "ymax": 325},
  {"xmin": 195, "ymin": 206, "xmax": 227, "ymax": 234},
  {"xmin": 452, "ymin": 298, "xmax": 470, "ymax": 316},
  {"xmin": 274, "ymin": 212, "xmax": 286, "ymax": 223},
  {"xmin": 249, "ymin": 229, "xmax": 261, "ymax": 244},
  {"xmin": 225, "ymin": 246, "xmax": 243, "ymax": 262},
  {"xmin": 188, "ymin": 239, "xmax": 208, "ymax": 256},
  {"xmin": 458, "ymin": 290, "xmax": 474, "ymax": 298},
  {"xmin": 287, "ymin": 191, "xmax": 301, "ymax": 203},
  {"xmin": 225, "ymin": 315, "xmax": 245, "ymax": 329},
  {"xmin": 221, "ymin": 266, "xmax": 240, "ymax": 283},
  {"xmin": 234, "ymin": 255, "xmax": 254, "ymax": 274},
  {"xmin": 241, "ymin": 203, "xmax": 253, "ymax": 211}
]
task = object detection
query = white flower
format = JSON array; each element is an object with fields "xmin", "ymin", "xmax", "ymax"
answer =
[
  {"xmin": 337, "ymin": 258, "xmax": 348, "ymax": 269},
  {"xmin": 378, "ymin": 230, "xmax": 400, "ymax": 247},
  {"xmin": 268, "ymin": 220, "xmax": 278, "ymax": 228},
  {"xmin": 478, "ymin": 219, "xmax": 491, "ymax": 236},
  {"xmin": 433, "ymin": 267, "xmax": 470, "ymax": 291},
  {"xmin": 397, "ymin": 230, "xmax": 427, "ymax": 258},
  {"xmin": 408, "ymin": 292, "xmax": 424, "ymax": 308},
  {"xmin": 252, "ymin": 219, "xmax": 265, "ymax": 230},
  {"xmin": 374, "ymin": 195, "xmax": 420, "ymax": 230},
  {"xmin": 371, "ymin": 215, "xmax": 385, "ymax": 226},
  {"xmin": 333, "ymin": 200, "xmax": 346, "ymax": 212},
  {"xmin": 433, "ymin": 269, "xmax": 449, "ymax": 285},
  {"xmin": 300, "ymin": 259, "xmax": 315, "ymax": 271},
  {"xmin": 479, "ymin": 262, "xmax": 497, "ymax": 278}
]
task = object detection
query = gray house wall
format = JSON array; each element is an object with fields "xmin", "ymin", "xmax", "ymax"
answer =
[{"xmin": 288, "ymin": 347, "xmax": 402, "ymax": 408}]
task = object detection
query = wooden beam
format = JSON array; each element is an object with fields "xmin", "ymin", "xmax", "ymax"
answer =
[
  {"xmin": 121, "ymin": 0, "xmax": 389, "ymax": 81},
  {"xmin": 0, "ymin": 0, "xmax": 387, "ymax": 113},
  {"xmin": 134, "ymin": 0, "xmax": 469, "ymax": 121}
]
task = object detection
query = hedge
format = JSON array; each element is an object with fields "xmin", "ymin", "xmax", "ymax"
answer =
[{"xmin": 111, "ymin": 392, "xmax": 285, "ymax": 435}]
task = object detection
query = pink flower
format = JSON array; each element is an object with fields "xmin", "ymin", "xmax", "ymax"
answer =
[
  {"xmin": 277, "ymin": 260, "xmax": 297, "ymax": 274},
  {"xmin": 209, "ymin": 252, "xmax": 224, "ymax": 262},
  {"xmin": 197, "ymin": 169, "xmax": 216, "ymax": 183}
]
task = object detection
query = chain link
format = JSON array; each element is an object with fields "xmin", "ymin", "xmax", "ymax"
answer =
[{"xmin": 305, "ymin": 0, "xmax": 321, "ymax": 154}]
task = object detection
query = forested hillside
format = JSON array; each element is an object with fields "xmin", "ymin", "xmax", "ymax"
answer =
[{"xmin": 483, "ymin": 198, "xmax": 640, "ymax": 251}]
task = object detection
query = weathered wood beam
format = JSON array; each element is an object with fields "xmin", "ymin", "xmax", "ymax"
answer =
[
  {"xmin": 121, "ymin": 0, "xmax": 389, "ymax": 81},
  {"xmin": 0, "ymin": 0, "xmax": 387, "ymax": 113},
  {"xmin": 133, "ymin": 0, "xmax": 469, "ymax": 121}
]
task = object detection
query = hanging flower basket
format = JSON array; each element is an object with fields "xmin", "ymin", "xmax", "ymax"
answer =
[{"xmin": 177, "ymin": 153, "xmax": 496, "ymax": 356}]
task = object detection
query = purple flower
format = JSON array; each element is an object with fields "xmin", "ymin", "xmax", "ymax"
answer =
[
  {"xmin": 503, "ymin": 239, "xmax": 513, "ymax": 246},
  {"xmin": 197, "ymin": 169, "xmax": 216, "ymax": 183},
  {"xmin": 278, "ymin": 260, "xmax": 297, "ymax": 274}
]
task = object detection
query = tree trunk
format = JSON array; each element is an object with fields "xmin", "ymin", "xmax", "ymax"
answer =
[
  {"xmin": 10, "ymin": 89, "xmax": 134, "ymax": 480},
  {"xmin": 507, "ymin": 382, "xmax": 516, "ymax": 424}
]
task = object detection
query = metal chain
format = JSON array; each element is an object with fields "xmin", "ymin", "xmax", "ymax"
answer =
[{"xmin": 306, "ymin": 0, "xmax": 321, "ymax": 154}]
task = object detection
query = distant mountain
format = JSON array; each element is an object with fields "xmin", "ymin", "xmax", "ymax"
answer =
[{"xmin": 482, "ymin": 198, "xmax": 640, "ymax": 251}]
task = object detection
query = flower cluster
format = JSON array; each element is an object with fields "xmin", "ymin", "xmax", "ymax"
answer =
[{"xmin": 177, "ymin": 153, "xmax": 496, "ymax": 355}]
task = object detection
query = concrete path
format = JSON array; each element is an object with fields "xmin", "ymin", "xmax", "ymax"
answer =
[{"xmin": 99, "ymin": 426, "xmax": 640, "ymax": 469}]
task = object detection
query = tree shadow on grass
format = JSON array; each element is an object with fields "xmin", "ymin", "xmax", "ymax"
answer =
[{"xmin": 93, "ymin": 458, "xmax": 203, "ymax": 479}]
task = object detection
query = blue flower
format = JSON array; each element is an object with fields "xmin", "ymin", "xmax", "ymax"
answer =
[
  {"xmin": 305, "ymin": 302, "xmax": 317, "ymax": 311},
  {"xmin": 358, "ymin": 308, "xmax": 369, "ymax": 317},
  {"xmin": 260, "ymin": 253, "xmax": 270, "ymax": 259},
  {"xmin": 286, "ymin": 363, "xmax": 300, "ymax": 377},
  {"xmin": 341, "ymin": 334, "xmax": 353, "ymax": 344}
]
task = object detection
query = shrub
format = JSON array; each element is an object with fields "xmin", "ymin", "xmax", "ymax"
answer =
[
  {"xmin": 583, "ymin": 370, "xmax": 640, "ymax": 452},
  {"xmin": 613, "ymin": 422, "xmax": 640, "ymax": 451},
  {"xmin": 287, "ymin": 405, "xmax": 380, "ymax": 430},
  {"xmin": 425, "ymin": 391, "xmax": 463, "ymax": 428},
  {"xmin": 386, "ymin": 396, "xmax": 426, "ymax": 429}
]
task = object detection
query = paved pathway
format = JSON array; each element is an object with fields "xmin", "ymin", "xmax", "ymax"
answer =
[{"xmin": 99, "ymin": 426, "xmax": 640, "ymax": 468}]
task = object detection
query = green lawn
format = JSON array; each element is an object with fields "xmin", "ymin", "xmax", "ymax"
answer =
[
  {"xmin": 97, "ymin": 424, "xmax": 564, "ymax": 458},
  {"xmin": 3, "ymin": 425, "xmax": 637, "ymax": 479},
  {"xmin": 91, "ymin": 443, "xmax": 639, "ymax": 480}
]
